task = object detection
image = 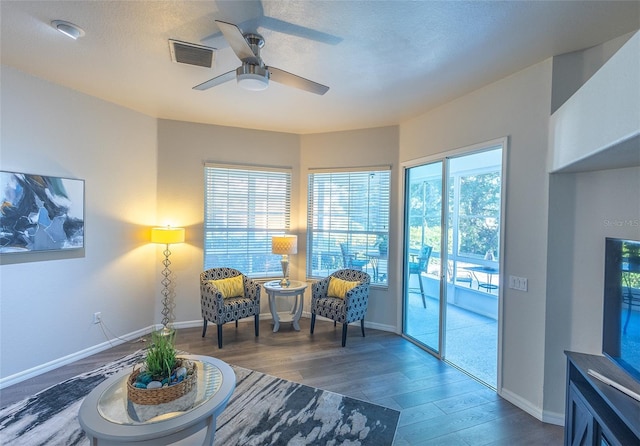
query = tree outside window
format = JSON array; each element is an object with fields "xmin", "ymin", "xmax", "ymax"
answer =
[
  {"xmin": 407, "ymin": 149, "xmax": 502, "ymax": 290},
  {"xmin": 456, "ymin": 171, "xmax": 501, "ymax": 261}
]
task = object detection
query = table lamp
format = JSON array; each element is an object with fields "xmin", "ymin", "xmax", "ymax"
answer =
[
  {"xmin": 272, "ymin": 235, "xmax": 297, "ymax": 287},
  {"xmin": 151, "ymin": 225, "xmax": 185, "ymax": 335}
]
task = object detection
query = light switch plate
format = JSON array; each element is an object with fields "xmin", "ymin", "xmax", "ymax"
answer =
[{"xmin": 508, "ymin": 275, "xmax": 528, "ymax": 291}]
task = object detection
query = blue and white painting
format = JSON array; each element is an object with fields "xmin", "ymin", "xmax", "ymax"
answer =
[{"xmin": 0, "ymin": 171, "xmax": 84, "ymax": 253}]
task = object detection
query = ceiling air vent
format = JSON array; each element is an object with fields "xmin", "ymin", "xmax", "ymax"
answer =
[{"xmin": 168, "ymin": 39, "xmax": 214, "ymax": 68}]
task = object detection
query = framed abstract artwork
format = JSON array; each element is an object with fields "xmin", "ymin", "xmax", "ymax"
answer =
[{"xmin": 0, "ymin": 171, "xmax": 85, "ymax": 253}]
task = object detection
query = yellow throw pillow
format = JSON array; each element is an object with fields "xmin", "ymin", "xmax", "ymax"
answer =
[
  {"xmin": 210, "ymin": 275, "xmax": 244, "ymax": 298},
  {"xmin": 327, "ymin": 277, "xmax": 360, "ymax": 299}
]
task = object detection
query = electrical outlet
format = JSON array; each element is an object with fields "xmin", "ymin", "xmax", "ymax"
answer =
[
  {"xmin": 93, "ymin": 312, "xmax": 102, "ymax": 324},
  {"xmin": 508, "ymin": 275, "xmax": 528, "ymax": 292}
]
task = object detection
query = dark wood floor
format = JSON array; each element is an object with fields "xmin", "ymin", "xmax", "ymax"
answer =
[{"xmin": 1, "ymin": 319, "xmax": 564, "ymax": 445}]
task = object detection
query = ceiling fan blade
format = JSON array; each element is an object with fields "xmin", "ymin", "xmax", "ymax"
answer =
[
  {"xmin": 215, "ymin": 20, "xmax": 259, "ymax": 64},
  {"xmin": 268, "ymin": 67, "xmax": 329, "ymax": 95},
  {"xmin": 193, "ymin": 70, "xmax": 236, "ymax": 91},
  {"xmin": 261, "ymin": 17, "xmax": 342, "ymax": 45}
]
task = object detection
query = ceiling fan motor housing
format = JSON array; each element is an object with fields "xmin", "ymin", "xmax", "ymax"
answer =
[{"xmin": 236, "ymin": 64, "xmax": 269, "ymax": 91}]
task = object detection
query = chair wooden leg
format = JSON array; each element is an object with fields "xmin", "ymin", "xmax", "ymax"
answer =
[
  {"xmin": 342, "ymin": 323, "xmax": 348, "ymax": 347},
  {"xmin": 235, "ymin": 320, "xmax": 238, "ymax": 328},
  {"xmin": 217, "ymin": 324, "xmax": 223, "ymax": 349},
  {"xmin": 254, "ymin": 314, "xmax": 259, "ymax": 337},
  {"xmin": 310, "ymin": 314, "xmax": 316, "ymax": 334},
  {"xmin": 334, "ymin": 320, "xmax": 337, "ymax": 327},
  {"xmin": 361, "ymin": 319, "xmax": 365, "ymax": 337},
  {"xmin": 202, "ymin": 319, "xmax": 208, "ymax": 337}
]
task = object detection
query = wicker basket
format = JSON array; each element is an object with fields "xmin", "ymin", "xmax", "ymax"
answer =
[{"xmin": 127, "ymin": 359, "xmax": 197, "ymax": 405}]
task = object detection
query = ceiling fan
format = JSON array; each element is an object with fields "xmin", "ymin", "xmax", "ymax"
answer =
[{"xmin": 192, "ymin": 20, "xmax": 329, "ymax": 95}]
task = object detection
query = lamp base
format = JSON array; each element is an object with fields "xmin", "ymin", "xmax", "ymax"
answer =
[{"xmin": 280, "ymin": 256, "xmax": 290, "ymax": 287}]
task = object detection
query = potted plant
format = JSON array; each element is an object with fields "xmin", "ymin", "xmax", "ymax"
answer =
[
  {"xmin": 127, "ymin": 331, "xmax": 196, "ymax": 405},
  {"xmin": 145, "ymin": 330, "xmax": 177, "ymax": 381}
]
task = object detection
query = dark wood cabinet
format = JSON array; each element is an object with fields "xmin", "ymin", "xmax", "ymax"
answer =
[{"xmin": 565, "ymin": 352, "xmax": 640, "ymax": 446}]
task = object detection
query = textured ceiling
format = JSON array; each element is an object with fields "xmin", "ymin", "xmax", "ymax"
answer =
[{"xmin": 1, "ymin": 1, "xmax": 639, "ymax": 134}]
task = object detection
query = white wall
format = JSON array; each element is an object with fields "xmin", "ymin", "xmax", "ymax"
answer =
[
  {"xmin": 156, "ymin": 119, "xmax": 301, "ymax": 324},
  {"xmin": 399, "ymin": 60, "xmax": 554, "ymax": 419},
  {"xmin": 543, "ymin": 33, "xmax": 640, "ymax": 419},
  {"xmin": 0, "ymin": 92, "xmax": 400, "ymax": 382},
  {"xmin": 549, "ymin": 32, "xmax": 640, "ymax": 172},
  {"xmin": 300, "ymin": 127, "xmax": 400, "ymax": 330},
  {"xmin": 544, "ymin": 166, "xmax": 640, "ymax": 417},
  {"xmin": 156, "ymin": 120, "xmax": 400, "ymax": 333},
  {"xmin": 0, "ymin": 66, "xmax": 158, "ymax": 383},
  {"xmin": 550, "ymin": 31, "xmax": 634, "ymax": 114},
  {"xmin": 2, "ymin": 35, "xmax": 633, "ymax": 425}
]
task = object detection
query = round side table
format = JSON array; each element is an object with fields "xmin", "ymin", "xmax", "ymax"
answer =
[{"xmin": 263, "ymin": 280, "xmax": 308, "ymax": 332}]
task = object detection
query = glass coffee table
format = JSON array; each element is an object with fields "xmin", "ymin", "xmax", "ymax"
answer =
[{"xmin": 79, "ymin": 355, "xmax": 235, "ymax": 445}]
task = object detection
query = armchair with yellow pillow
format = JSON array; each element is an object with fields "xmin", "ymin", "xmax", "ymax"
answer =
[
  {"xmin": 310, "ymin": 269, "xmax": 371, "ymax": 347},
  {"xmin": 200, "ymin": 267, "xmax": 261, "ymax": 348}
]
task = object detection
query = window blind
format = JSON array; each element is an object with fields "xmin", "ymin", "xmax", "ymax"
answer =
[
  {"xmin": 307, "ymin": 168, "xmax": 391, "ymax": 283},
  {"xmin": 204, "ymin": 164, "xmax": 291, "ymax": 278}
]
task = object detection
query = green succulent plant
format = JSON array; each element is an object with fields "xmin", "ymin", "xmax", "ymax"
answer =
[{"xmin": 145, "ymin": 330, "xmax": 177, "ymax": 380}]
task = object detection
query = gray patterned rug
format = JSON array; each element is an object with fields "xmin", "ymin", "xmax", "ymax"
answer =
[{"xmin": 0, "ymin": 350, "xmax": 399, "ymax": 445}]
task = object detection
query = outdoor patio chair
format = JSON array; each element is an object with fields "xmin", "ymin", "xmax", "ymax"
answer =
[
  {"xmin": 448, "ymin": 263, "xmax": 473, "ymax": 288},
  {"xmin": 340, "ymin": 243, "xmax": 368, "ymax": 271},
  {"xmin": 409, "ymin": 246, "xmax": 432, "ymax": 308}
]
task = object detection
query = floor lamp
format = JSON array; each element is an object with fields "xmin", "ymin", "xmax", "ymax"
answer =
[
  {"xmin": 151, "ymin": 226, "xmax": 185, "ymax": 336},
  {"xmin": 272, "ymin": 235, "xmax": 297, "ymax": 287}
]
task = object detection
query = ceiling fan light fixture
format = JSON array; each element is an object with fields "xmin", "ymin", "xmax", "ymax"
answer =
[
  {"xmin": 51, "ymin": 20, "xmax": 85, "ymax": 40},
  {"xmin": 236, "ymin": 65, "xmax": 269, "ymax": 91}
]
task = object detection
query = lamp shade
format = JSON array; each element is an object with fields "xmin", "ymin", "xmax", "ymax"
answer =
[
  {"xmin": 151, "ymin": 227, "xmax": 185, "ymax": 245},
  {"xmin": 272, "ymin": 235, "xmax": 297, "ymax": 255}
]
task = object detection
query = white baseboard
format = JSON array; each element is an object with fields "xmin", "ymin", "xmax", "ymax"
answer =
[
  {"xmin": 171, "ymin": 319, "xmax": 205, "ymax": 329},
  {"xmin": 499, "ymin": 388, "xmax": 565, "ymax": 426},
  {"xmin": 362, "ymin": 320, "xmax": 396, "ymax": 333},
  {"xmin": 301, "ymin": 311, "xmax": 396, "ymax": 333},
  {"xmin": 0, "ymin": 325, "xmax": 155, "ymax": 390},
  {"xmin": 186, "ymin": 312, "xmax": 398, "ymax": 335},
  {"xmin": 542, "ymin": 410, "xmax": 565, "ymax": 426},
  {"xmin": 1, "ymin": 315, "xmax": 398, "ymax": 390},
  {"xmin": 174, "ymin": 313, "xmax": 274, "ymax": 329},
  {"xmin": 174, "ymin": 313, "xmax": 281, "ymax": 329},
  {"xmin": 499, "ymin": 388, "xmax": 544, "ymax": 421}
]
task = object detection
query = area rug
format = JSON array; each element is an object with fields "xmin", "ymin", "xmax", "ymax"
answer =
[{"xmin": 0, "ymin": 350, "xmax": 399, "ymax": 445}]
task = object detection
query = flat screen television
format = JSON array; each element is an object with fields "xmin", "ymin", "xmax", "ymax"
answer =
[{"xmin": 602, "ymin": 237, "xmax": 640, "ymax": 382}]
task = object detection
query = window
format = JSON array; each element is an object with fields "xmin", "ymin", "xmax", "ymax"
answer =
[
  {"xmin": 448, "ymin": 149, "xmax": 502, "ymax": 266},
  {"xmin": 307, "ymin": 167, "xmax": 391, "ymax": 284},
  {"xmin": 204, "ymin": 163, "xmax": 291, "ymax": 278}
]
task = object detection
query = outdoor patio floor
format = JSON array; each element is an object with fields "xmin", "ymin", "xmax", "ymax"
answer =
[{"xmin": 405, "ymin": 290, "xmax": 498, "ymax": 388}]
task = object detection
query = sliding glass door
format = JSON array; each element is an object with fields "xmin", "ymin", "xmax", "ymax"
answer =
[
  {"xmin": 403, "ymin": 161, "xmax": 443, "ymax": 354},
  {"xmin": 403, "ymin": 141, "xmax": 504, "ymax": 389}
]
